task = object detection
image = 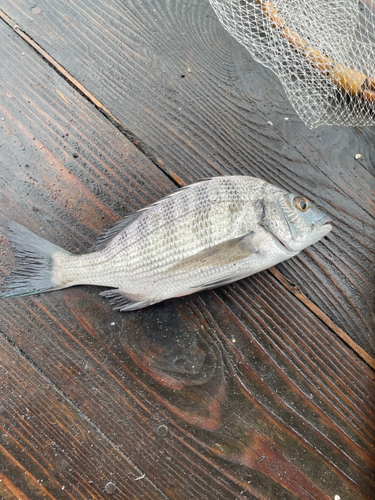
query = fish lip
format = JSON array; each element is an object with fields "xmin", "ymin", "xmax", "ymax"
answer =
[{"xmin": 314, "ymin": 215, "xmax": 332, "ymax": 228}]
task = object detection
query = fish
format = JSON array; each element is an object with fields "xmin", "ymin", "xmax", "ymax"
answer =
[{"xmin": 0, "ymin": 176, "xmax": 332, "ymax": 311}]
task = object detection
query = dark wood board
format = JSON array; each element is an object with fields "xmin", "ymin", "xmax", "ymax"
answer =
[
  {"xmin": 1, "ymin": 282, "xmax": 375, "ymax": 500},
  {"xmin": 0, "ymin": 0, "xmax": 374, "ymax": 353},
  {"xmin": 0, "ymin": 336, "xmax": 169, "ymax": 500},
  {"xmin": 0, "ymin": 18, "xmax": 375, "ymax": 500}
]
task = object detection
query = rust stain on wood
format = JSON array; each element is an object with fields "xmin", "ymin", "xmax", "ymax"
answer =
[{"xmin": 168, "ymin": 171, "xmax": 186, "ymax": 187}]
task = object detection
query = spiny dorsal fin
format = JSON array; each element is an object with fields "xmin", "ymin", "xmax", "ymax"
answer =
[
  {"xmin": 138, "ymin": 178, "xmax": 213, "ymax": 212},
  {"xmin": 90, "ymin": 212, "xmax": 140, "ymax": 252},
  {"xmin": 164, "ymin": 231, "xmax": 256, "ymax": 275}
]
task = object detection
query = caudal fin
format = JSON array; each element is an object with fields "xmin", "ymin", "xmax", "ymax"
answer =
[{"xmin": 0, "ymin": 221, "xmax": 71, "ymax": 299}]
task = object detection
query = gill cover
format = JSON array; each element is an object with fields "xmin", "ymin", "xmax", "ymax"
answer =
[{"xmin": 259, "ymin": 198, "xmax": 298, "ymax": 253}]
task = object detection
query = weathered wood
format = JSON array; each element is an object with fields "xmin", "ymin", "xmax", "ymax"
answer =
[
  {"xmin": 269, "ymin": 267, "xmax": 375, "ymax": 371},
  {"xmin": 0, "ymin": 0, "xmax": 374, "ymax": 353},
  {"xmin": 0, "ymin": 21, "xmax": 174, "ymax": 241},
  {"xmin": 0, "ymin": 337, "xmax": 168, "ymax": 500},
  {"xmin": 0, "ymin": 20, "xmax": 374, "ymax": 499},
  {"xmin": 1, "ymin": 279, "xmax": 374, "ymax": 499}
]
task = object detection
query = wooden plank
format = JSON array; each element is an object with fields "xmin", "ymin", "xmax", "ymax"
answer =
[
  {"xmin": 0, "ymin": 0, "xmax": 374, "ymax": 353},
  {"xmin": 1, "ymin": 279, "xmax": 374, "ymax": 499},
  {"xmin": 0, "ymin": 18, "xmax": 175, "ymax": 241},
  {"xmin": 0, "ymin": 21, "xmax": 374, "ymax": 500},
  {"xmin": 269, "ymin": 267, "xmax": 375, "ymax": 371},
  {"xmin": 0, "ymin": 473, "xmax": 34, "ymax": 500},
  {"xmin": 0, "ymin": 338, "xmax": 169, "ymax": 500}
]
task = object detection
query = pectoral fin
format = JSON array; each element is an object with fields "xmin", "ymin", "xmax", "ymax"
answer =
[
  {"xmin": 165, "ymin": 231, "xmax": 256, "ymax": 275},
  {"xmin": 191, "ymin": 270, "xmax": 253, "ymax": 292}
]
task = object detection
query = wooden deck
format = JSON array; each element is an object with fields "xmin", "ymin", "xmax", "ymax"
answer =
[{"xmin": 0, "ymin": 1, "xmax": 374, "ymax": 498}]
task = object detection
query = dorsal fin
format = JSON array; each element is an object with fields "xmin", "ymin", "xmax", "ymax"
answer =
[{"xmin": 90, "ymin": 211, "xmax": 140, "ymax": 252}]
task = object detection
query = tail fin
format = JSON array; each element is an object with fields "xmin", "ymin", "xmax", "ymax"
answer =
[{"xmin": 0, "ymin": 221, "xmax": 71, "ymax": 299}]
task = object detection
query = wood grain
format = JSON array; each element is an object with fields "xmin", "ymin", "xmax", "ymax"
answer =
[
  {"xmin": 0, "ymin": 20, "xmax": 174, "ymax": 245},
  {"xmin": 269, "ymin": 267, "xmax": 375, "ymax": 370},
  {"xmin": 0, "ymin": 337, "xmax": 169, "ymax": 500},
  {"xmin": 0, "ymin": 19, "xmax": 374, "ymax": 499},
  {"xmin": 1, "ymin": 278, "xmax": 374, "ymax": 499},
  {"xmin": 1, "ymin": 0, "xmax": 374, "ymax": 353}
]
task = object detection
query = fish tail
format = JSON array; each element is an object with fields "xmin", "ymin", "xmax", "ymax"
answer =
[{"xmin": 0, "ymin": 221, "xmax": 71, "ymax": 299}]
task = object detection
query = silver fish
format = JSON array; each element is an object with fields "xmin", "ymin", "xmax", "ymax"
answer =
[{"xmin": 0, "ymin": 176, "xmax": 332, "ymax": 311}]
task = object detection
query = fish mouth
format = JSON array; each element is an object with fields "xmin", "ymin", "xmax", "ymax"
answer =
[{"xmin": 314, "ymin": 215, "xmax": 332, "ymax": 230}]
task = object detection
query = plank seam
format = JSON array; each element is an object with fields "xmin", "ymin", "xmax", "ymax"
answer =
[
  {"xmin": 268, "ymin": 267, "xmax": 375, "ymax": 371},
  {"xmin": 0, "ymin": 9, "xmax": 184, "ymax": 189},
  {"xmin": 0, "ymin": 328, "xmax": 170, "ymax": 500}
]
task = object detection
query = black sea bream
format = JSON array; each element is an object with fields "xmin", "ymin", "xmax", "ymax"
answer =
[{"xmin": 0, "ymin": 177, "xmax": 332, "ymax": 311}]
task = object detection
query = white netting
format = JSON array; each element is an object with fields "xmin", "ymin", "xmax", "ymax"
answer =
[{"xmin": 208, "ymin": 0, "xmax": 375, "ymax": 128}]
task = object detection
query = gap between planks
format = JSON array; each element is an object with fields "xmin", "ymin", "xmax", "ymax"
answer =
[
  {"xmin": 269, "ymin": 268, "xmax": 375, "ymax": 371},
  {"xmin": 1, "ymin": 9, "xmax": 374, "ymax": 373},
  {"xmin": 0, "ymin": 9, "xmax": 185, "ymax": 188}
]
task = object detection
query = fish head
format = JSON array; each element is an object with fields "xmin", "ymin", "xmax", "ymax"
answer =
[{"xmin": 260, "ymin": 191, "xmax": 332, "ymax": 253}]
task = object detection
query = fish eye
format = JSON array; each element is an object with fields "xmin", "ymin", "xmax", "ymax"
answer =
[{"xmin": 293, "ymin": 197, "xmax": 309, "ymax": 212}]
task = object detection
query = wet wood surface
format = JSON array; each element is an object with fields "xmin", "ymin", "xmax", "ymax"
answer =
[{"xmin": 0, "ymin": 1, "xmax": 374, "ymax": 499}]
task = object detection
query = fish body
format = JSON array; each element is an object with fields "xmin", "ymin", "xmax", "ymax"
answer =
[{"xmin": 0, "ymin": 176, "xmax": 332, "ymax": 311}]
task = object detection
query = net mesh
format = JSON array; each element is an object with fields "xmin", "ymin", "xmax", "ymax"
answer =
[{"xmin": 208, "ymin": 0, "xmax": 375, "ymax": 128}]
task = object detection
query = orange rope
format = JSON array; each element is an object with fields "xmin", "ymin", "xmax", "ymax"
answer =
[{"xmin": 258, "ymin": 0, "xmax": 375, "ymax": 102}]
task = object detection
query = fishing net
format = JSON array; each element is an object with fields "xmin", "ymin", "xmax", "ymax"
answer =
[{"xmin": 208, "ymin": 0, "xmax": 375, "ymax": 128}]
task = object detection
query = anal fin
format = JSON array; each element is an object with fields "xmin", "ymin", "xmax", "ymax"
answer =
[{"xmin": 100, "ymin": 289, "xmax": 155, "ymax": 312}]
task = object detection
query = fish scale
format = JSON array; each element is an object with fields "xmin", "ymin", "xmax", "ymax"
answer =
[{"xmin": 0, "ymin": 176, "xmax": 332, "ymax": 311}]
